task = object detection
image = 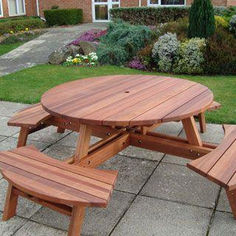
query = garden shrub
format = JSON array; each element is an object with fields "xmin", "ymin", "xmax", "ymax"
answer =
[
  {"xmin": 188, "ymin": 0, "xmax": 215, "ymax": 38},
  {"xmin": 110, "ymin": 7, "xmax": 189, "ymax": 25},
  {"xmin": 160, "ymin": 17, "xmax": 189, "ymax": 41},
  {"xmin": 173, "ymin": 38, "xmax": 206, "ymax": 74},
  {"xmin": 128, "ymin": 57, "xmax": 146, "ymax": 70},
  {"xmin": 229, "ymin": 15, "xmax": 236, "ymax": 36},
  {"xmin": 204, "ymin": 27, "xmax": 236, "ymax": 75},
  {"xmin": 152, "ymin": 33, "xmax": 179, "ymax": 72},
  {"xmin": 214, "ymin": 7, "xmax": 227, "ymax": 16},
  {"xmin": 97, "ymin": 21, "xmax": 152, "ymax": 65},
  {"xmin": 44, "ymin": 9, "xmax": 83, "ymax": 26},
  {"xmin": 215, "ymin": 16, "xmax": 229, "ymax": 29},
  {"xmin": 97, "ymin": 45, "xmax": 129, "ymax": 65},
  {"xmin": 0, "ymin": 18, "xmax": 45, "ymax": 35},
  {"xmin": 137, "ymin": 44, "xmax": 154, "ymax": 70}
]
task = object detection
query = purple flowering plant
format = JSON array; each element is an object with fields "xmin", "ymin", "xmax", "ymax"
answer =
[
  {"xmin": 128, "ymin": 57, "xmax": 146, "ymax": 70},
  {"xmin": 69, "ymin": 29, "xmax": 107, "ymax": 46}
]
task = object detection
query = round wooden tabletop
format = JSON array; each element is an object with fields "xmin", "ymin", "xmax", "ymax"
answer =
[{"xmin": 41, "ymin": 75, "xmax": 214, "ymax": 127}]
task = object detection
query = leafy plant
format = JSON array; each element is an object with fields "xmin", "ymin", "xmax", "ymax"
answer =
[
  {"xmin": 110, "ymin": 7, "xmax": 189, "ymax": 25},
  {"xmin": 215, "ymin": 16, "xmax": 229, "ymax": 29},
  {"xmin": 97, "ymin": 21, "xmax": 152, "ymax": 65},
  {"xmin": 44, "ymin": 9, "xmax": 83, "ymax": 26},
  {"xmin": 188, "ymin": 0, "xmax": 215, "ymax": 38},
  {"xmin": 204, "ymin": 26, "xmax": 236, "ymax": 75},
  {"xmin": 229, "ymin": 15, "xmax": 236, "ymax": 37},
  {"xmin": 0, "ymin": 18, "xmax": 45, "ymax": 35},
  {"xmin": 152, "ymin": 33, "xmax": 179, "ymax": 72},
  {"xmin": 174, "ymin": 38, "xmax": 206, "ymax": 74},
  {"xmin": 128, "ymin": 57, "xmax": 146, "ymax": 70}
]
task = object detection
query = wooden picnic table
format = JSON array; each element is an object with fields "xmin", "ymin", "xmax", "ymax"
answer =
[{"xmin": 41, "ymin": 75, "xmax": 215, "ymax": 167}]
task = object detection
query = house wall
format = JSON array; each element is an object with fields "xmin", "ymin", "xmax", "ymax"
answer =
[
  {"xmin": 1, "ymin": 0, "xmax": 37, "ymax": 18},
  {"xmin": 1, "ymin": 0, "xmax": 234, "ymax": 20}
]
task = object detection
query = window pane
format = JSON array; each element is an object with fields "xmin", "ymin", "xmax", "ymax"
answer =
[
  {"xmin": 150, "ymin": 0, "xmax": 159, "ymax": 4},
  {"xmin": 8, "ymin": 0, "xmax": 17, "ymax": 15},
  {"xmin": 18, "ymin": 0, "xmax": 25, "ymax": 14},
  {"xmin": 161, "ymin": 0, "xmax": 184, "ymax": 5},
  {"xmin": 0, "ymin": 1, "xmax": 2, "ymax": 16},
  {"xmin": 95, "ymin": 5, "xmax": 108, "ymax": 20}
]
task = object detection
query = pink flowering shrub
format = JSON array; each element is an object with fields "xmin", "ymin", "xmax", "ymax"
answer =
[
  {"xmin": 128, "ymin": 57, "xmax": 146, "ymax": 70},
  {"xmin": 69, "ymin": 29, "xmax": 107, "ymax": 46}
]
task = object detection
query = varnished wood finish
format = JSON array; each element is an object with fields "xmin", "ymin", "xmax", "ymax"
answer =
[
  {"xmin": 8, "ymin": 103, "xmax": 51, "ymax": 128},
  {"xmin": 198, "ymin": 113, "xmax": 206, "ymax": 133},
  {"xmin": 17, "ymin": 128, "xmax": 29, "ymax": 148},
  {"xmin": 2, "ymin": 184, "xmax": 18, "ymax": 221},
  {"xmin": 68, "ymin": 206, "xmax": 86, "ymax": 236},
  {"xmin": 41, "ymin": 75, "xmax": 213, "ymax": 127},
  {"xmin": 182, "ymin": 117, "xmax": 203, "ymax": 146},
  {"xmin": 0, "ymin": 146, "xmax": 118, "ymax": 236},
  {"xmin": 188, "ymin": 125, "xmax": 236, "ymax": 218},
  {"xmin": 0, "ymin": 146, "xmax": 118, "ymax": 207}
]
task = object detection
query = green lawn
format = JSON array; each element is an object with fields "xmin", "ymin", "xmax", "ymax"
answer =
[
  {"xmin": 0, "ymin": 42, "xmax": 23, "ymax": 56},
  {"xmin": 0, "ymin": 64, "xmax": 235, "ymax": 124}
]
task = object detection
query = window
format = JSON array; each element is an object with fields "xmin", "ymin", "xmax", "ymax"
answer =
[
  {"xmin": 148, "ymin": 0, "xmax": 185, "ymax": 6},
  {"xmin": 0, "ymin": 0, "xmax": 3, "ymax": 17},
  {"xmin": 8, "ymin": 0, "xmax": 25, "ymax": 16}
]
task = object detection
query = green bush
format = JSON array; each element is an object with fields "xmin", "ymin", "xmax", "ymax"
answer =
[
  {"xmin": 152, "ymin": 33, "xmax": 179, "ymax": 72},
  {"xmin": 204, "ymin": 27, "xmax": 236, "ymax": 75},
  {"xmin": 44, "ymin": 9, "xmax": 83, "ymax": 26},
  {"xmin": 229, "ymin": 15, "xmax": 236, "ymax": 36},
  {"xmin": 188, "ymin": 0, "xmax": 215, "ymax": 38},
  {"xmin": 97, "ymin": 21, "xmax": 152, "ymax": 65},
  {"xmin": 215, "ymin": 16, "xmax": 229, "ymax": 29},
  {"xmin": 174, "ymin": 38, "xmax": 206, "ymax": 74},
  {"xmin": 160, "ymin": 17, "xmax": 189, "ymax": 41},
  {"xmin": 110, "ymin": 7, "xmax": 189, "ymax": 25},
  {"xmin": 0, "ymin": 18, "xmax": 45, "ymax": 35}
]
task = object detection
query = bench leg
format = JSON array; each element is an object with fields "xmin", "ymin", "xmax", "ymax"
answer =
[
  {"xmin": 17, "ymin": 128, "xmax": 29, "ymax": 148},
  {"xmin": 68, "ymin": 206, "xmax": 86, "ymax": 236},
  {"xmin": 2, "ymin": 184, "xmax": 18, "ymax": 221},
  {"xmin": 226, "ymin": 189, "xmax": 236, "ymax": 219},
  {"xmin": 57, "ymin": 127, "xmax": 65, "ymax": 134},
  {"xmin": 198, "ymin": 113, "xmax": 206, "ymax": 133}
]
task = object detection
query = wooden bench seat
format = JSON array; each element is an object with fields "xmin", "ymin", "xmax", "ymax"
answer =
[
  {"xmin": 188, "ymin": 125, "xmax": 236, "ymax": 218},
  {"xmin": 0, "ymin": 146, "xmax": 118, "ymax": 235},
  {"xmin": 8, "ymin": 103, "xmax": 65, "ymax": 147}
]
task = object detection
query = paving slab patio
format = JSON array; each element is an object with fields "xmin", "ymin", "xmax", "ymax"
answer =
[{"xmin": 0, "ymin": 101, "xmax": 235, "ymax": 236}]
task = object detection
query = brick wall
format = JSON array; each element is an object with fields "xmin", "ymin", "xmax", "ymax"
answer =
[
  {"xmin": 1, "ymin": 0, "xmax": 36, "ymax": 18},
  {"xmin": 1, "ymin": 0, "xmax": 234, "ymax": 20},
  {"xmin": 38, "ymin": 0, "xmax": 92, "ymax": 22}
]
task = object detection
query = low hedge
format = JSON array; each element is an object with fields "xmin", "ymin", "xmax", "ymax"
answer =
[
  {"xmin": 110, "ymin": 6, "xmax": 236, "ymax": 25},
  {"xmin": 0, "ymin": 18, "xmax": 45, "ymax": 35},
  {"xmin": 110, "ymin": 7, "xmax": 190, "ymax": 25},
  {"xmin": 44, "ymin": 9, "xmax": 83, "ymax": 26}
]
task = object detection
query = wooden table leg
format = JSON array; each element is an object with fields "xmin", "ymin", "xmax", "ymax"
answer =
[
  {"xmin": 2, "ymin": 184, "xmax": 18, "ymax": 221},
  {"xmin": 226, "ymin": 189, "xmax": 236, "ymax": 219},
  {"xmin": 74, "ymin": 124, "xmax": 92, "ymax": 164},
  {"xmin": 68, "ymin": 206, "xmax": 86, "ymax": 236},
  {"xmin": 182, "ymin": 116, "xmax": 203, "ymax": 146},
  {"xmin": 198, "ymin": 113, "xmax": 206, "ymax": 133},
  {"xmin": 17, "ymin": 128, "xmax": 29, "ymax": 148}
]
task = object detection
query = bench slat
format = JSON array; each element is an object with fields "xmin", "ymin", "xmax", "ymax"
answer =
[
  {"xmin": 208, "ymin": 141, "xmax": 236, "ymax": 188},
  {"xmin": 208, "ymin": 101, "xmax": 221, "ymax": 111},
  {"xmin": 0, "ymin": 146, "xmax": 118, "ymax": 207},
  {"xmin": 11, "ymin": 146, "xmax": 117, "ymax": 186},
  {"xmin": 8, "ymin": 103, "xmax": 51, "ymax": 128}
]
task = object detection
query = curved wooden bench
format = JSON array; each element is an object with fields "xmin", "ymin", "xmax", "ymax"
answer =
[
  {"xmin": 188, "ymin": 125, "xmax": 236, "ymax": 218},
  {"xmin": 0, "ymin": 146, "xmax": 118, "ymax": 236},
  {"xmin": 8, "ymin": 103, "xmax": 65, "ymax": 147}
]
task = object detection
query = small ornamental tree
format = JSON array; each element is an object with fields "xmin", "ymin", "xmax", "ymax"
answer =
[{"xmin": 188, "ymin": 0, "xmax": 215, "ymax": 38}]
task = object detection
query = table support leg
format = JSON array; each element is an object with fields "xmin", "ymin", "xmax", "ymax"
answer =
[
  {"xmin": 182, "ymin": 116, "xmax": 203, "ymax": 146},
  {"xmin": 74, "ymin": 124, "xmax": 92, "ymax": 164}
]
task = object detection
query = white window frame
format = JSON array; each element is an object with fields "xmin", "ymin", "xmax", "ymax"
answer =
[
  {"xmin": 92, "ymin": 0, "xmax": 120, "ymax": 22},
  {"xmin": 0, "ymin": 0, "xmax": 3, "ymax": 17},
  {"xmin": 8, "ymin": 0, "xmax": 26, "ymax": 17},
  {"xmin": 148, "ymin": 0, "xmax": 186, "ymax": 7}
]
